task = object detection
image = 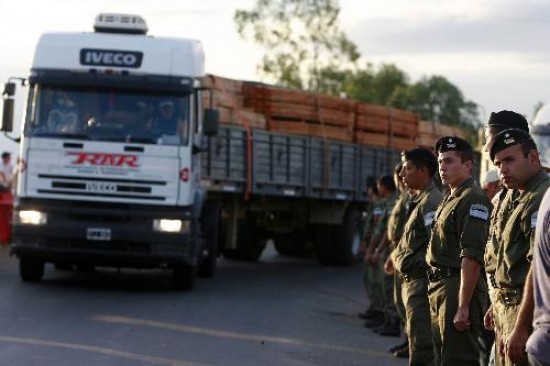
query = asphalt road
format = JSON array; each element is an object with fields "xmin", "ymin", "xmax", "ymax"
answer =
[{"xmin": 0, "ymin": 244, "xmax": 407, "ymax": 366}]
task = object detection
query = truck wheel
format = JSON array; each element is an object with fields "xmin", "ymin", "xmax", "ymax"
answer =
[
  {"xmin": 198, "ymin": 201, "xmax": 221, "ymax": 278},
  {"xmin": 220, "ymin": 214, "xmax": 265, "ymax": 262},
  {"xmin": 274, "ymin": 233, "xmax": 308, "ymax": 257},
  {"xmin": 173, "ymin": 264, "xmax": 195, "ymax": 291},
  {"xmin": 20, "ymin": 257, "xmax": 45, "ymax": 282},
  {"xmin": 315, "ymin": 225, "xmax": 336, "ymax": 265},
  {"xmin": 333, "ymin": 206, "xmax": 362, "ymax": 266},
  {"xmin": 237, "ymin": 214, "xmax": 266, "ymax": 262}
]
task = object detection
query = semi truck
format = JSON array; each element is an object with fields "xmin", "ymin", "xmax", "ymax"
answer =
[
  {"xmin": 1, "ymin": 13, "xmax": 220, "ymax": 290},
  {"xmin": 1, "ymin": 13, "xmax": 401, "ymax": 290}
]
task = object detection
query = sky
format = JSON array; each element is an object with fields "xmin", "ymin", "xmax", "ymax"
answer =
[{"xmin": 0, "ymin": 0, "xmax": 548, "ymax": 155}]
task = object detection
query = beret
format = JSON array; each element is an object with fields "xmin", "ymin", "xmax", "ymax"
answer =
[
  {"xmin": 490, "ymin": 128, "xmax": 534, "ymax": 161},
  {"xmin": 435, "ymin": 136, "xmax": 472, "ymax": 154},
  {"xmin": 487, "ymin": 110, "xmax": 529, "ymax": 132}
]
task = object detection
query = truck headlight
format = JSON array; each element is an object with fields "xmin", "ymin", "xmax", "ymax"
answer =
[
  {"xmin": 153, "ymin": 219, "xmax": 189, "ymax": 233},
  {"xmin": 18, "ymin": 210, "xmax": 47, "ymax": 225}
]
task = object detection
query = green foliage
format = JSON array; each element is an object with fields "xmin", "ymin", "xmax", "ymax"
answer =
[
  {"xmin": 391, "ymin": 75, "xmax": 481, "ymax": 144},
  {"xmin": 234, "ymin": 0, "xmax": 359, "ymax": 92},
  {"xmin": 342, "ymin": 63, "xmax": 408, "ymax": 105},
  {"xmin": 234, "ymin": 0, "xmax": 481, "ymax": 145}
]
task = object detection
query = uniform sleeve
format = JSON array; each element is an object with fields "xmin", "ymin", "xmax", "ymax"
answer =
[
  {"xmin": 420, "ymin": 194, "xmax": 441, "ymax": 238},
  {"xmin": 373, "ymin": 206, "xmax": 389, "ymax": 237},
  {"xmin": 521, "ymin": 201, "xmax": 540, "ymax": 262},
  {"xmin": 457, "ymin": 193, "xmax": 491, "ymax": 265}
]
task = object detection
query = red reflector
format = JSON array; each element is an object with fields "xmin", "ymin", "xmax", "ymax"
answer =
[{"xmin": 180, "ymin": 168, "xmax": 189, "ymax": 182}]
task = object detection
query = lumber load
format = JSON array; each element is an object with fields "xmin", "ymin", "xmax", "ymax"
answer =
[
  {"xmin": 201, "ymin": 74, "xmax": 420, "ymax": 150},
  {"xmin": 200, "ymin": 75, "xmax": 267, "ymax": 129},
  {"xmin": 417, "ymin": 120, "xmax": 467, "ymax": 150}
]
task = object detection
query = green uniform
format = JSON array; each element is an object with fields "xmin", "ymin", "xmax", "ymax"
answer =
[
  {"xmin": 363, "ymin": 200, "xmax": 384, "ymax": 312},
  {"xmin": 484, "ymin": 189, "xmax": 513, "ymax": 305},
  {"xmin": 375, "ymin": 192, "xmax": 399, "ymax": 318},
  {"xmin": 395, "ymin": 182, "xmax": 442, "ymax": 366},
  {"xmin": 387, "ymin": 191, "xmax": 411, "ymax": 327},
  {"xmin": 490, "ymin": 170, "xmax": 550, "ymax": 366},
  {"xmin": 426, "ymin": 178, "xmax": 490, "ymax": 365}
]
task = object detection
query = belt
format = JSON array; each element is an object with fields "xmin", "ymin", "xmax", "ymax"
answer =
[
  {"xmin": 401, "ymin": 268, "xmax": 428, "ymax": 282},
  {"xmin": 494, "ymin": 287, "xmax": 523, "ymax": 306},
  {"xmin": 427, "ymin": 267, "xmax": 461, "ymax": 282},
  {"xmin": 489, "ymin": 274, "xmax": 523, "ymax": 306}
]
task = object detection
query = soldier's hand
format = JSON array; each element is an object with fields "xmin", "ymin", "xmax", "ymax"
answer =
[
  {"xmin": 505, "ymin": 325, "xmax": 528, "ymax": 364},
  {"xmin": 483, "ymin": 305, "xmax": 494, "ymax": 331},
  {"xmin": 384, "ymin": 256, "xmax": 394, "ymax": 276},
  {"xmin": 452, "ymin": 307, "xmax": 470, "ymax": 331}
]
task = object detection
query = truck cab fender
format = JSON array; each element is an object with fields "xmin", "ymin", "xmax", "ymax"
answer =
[{"xmin": 192, "ymin": 188, "xmax": 206, "ymax": 220}]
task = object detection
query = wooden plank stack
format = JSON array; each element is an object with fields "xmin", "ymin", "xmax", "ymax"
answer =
[
  {"xmin": 417, "ymin": 120, "xmax": 467, "ymax": 151},
  {"xmin": 200, "ymin": 74, "xmax": 466, "ymax": 152},
  {"xmin": 200, "ymin": 75, "xmax": 266, "ymax": 129}
]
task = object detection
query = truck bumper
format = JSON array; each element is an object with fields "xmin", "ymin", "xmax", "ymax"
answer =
[{"xmin": 10, "ymin": 198, "xmax": 199, "ymax": 268}]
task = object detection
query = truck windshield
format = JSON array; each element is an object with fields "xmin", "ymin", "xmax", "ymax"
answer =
[{"xmin": 25, "ymin": 85, "xmax": 191, "ymax": 145}]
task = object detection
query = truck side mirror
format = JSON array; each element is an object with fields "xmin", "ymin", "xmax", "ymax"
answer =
[
  {"xmin": 203, "ymin": 108, "xmax": 219, "ymax": 136},
  {"xmin": 1, "ymin": 82, "xmax": 16, "ymax": 132}
]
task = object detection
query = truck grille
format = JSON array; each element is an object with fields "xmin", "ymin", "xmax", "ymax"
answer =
[{"xmin": 37, "ymin": 174, "xmax": 166, "ymax": 201}]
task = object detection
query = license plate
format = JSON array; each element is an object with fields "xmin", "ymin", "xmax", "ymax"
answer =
[{"xmin": 87, "ymin": 228, "xmax": 111, "ymax": 241}]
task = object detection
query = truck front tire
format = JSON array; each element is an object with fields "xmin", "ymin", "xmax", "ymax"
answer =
[{"xmin": 198, "ymin": 201, "xmax": 221, "ymax": 278}]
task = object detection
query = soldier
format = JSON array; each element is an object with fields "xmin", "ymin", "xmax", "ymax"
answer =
[
  {"xmin": 372, "ymin": 174, "xmax": 402, "ymax": 338},
  {"xmin": 385, "ymin": 163, "xmax": 412, "ymax": 357},
  {"xmin": 359, "ymin": 179, "xmax": 385, "ymax": 325},
  {"xmin": 365, "ymin": 176, "xmax": 398, "ymax": 331},
  {"xmin": 394, "ymin": 148, "xmax": 442, "ymax": 366},
  {"xmin": 485, "ymin": 129, "xmax": 550, "ymax": 365},
  {"xmin": 427, "ymin": 136, "xmax": 491, "ymax": 365},
  {"xmin": 483, "ymin": 110, "xmax": 531, "ymax": 365}
]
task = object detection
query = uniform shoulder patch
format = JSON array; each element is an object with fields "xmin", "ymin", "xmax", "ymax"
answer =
[
  {"xmin": 469, "ymin": 204, "xmax": 489, "ymax": 221},
  {"xmin": 423, "ymin": 211, "xmax": 436, "ymax": 227},
  {"xmin": 531, "ymin": 211, "xmax": 538, "ymax": 228}
]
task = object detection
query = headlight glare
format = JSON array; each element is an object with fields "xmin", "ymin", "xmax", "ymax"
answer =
[
  {"xmin": 18, "ymin": 210, "xmax": 47, "ymax": 225},
  {"xmin": 153, "ymin": 219, "xmax": 189, "ymax": 233}
]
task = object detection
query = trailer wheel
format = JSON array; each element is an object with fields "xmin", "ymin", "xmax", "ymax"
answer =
[
  {"xmin": 274, "ymin": 233, "xmax": 308, "ymax": 257},
  {"xmin": 333, "ymin": 206, "xmax": 362, "ymax": 266},
  {"xmin": 221, "ymin": 214, "xmax": 265, "ymax": 262},
  {"xmin": 315, "ymin": 225, "xmax": 336, "ymax": 265},
  {"xmin": 173, "ymin": 264, "xmax": 196, "ymax": 291},
  {"xmin": 237, "ymin": 214, "xmax": 266, "ymax": 262},
  {"xmin": 20, "ymin": 257, "xmax": 45, "ymax": 282},
  {"xmin": 198, "ymin": 201, "xmax": 221, "ymax": 278}
]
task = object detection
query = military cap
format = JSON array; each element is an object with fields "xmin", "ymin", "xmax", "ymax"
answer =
[
  {"xmin": 435, "ymin": 136, "xmax": 472, "ymax": 154},
  {"xmin": 487, "ymin": 110, "xmax": 529, "ymax": 132},
  {"xmin": 490, "ymin": 128, "xmax": 535, "ymax": 161}
]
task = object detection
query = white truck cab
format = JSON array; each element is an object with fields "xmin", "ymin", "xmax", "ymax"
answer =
[{"xmin": 1, "ymin": 14, "xmax": 219, "ymax": 290}]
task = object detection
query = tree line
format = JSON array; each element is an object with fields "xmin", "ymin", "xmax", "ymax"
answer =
[{"xmin": 234, "ymin": 0, "xmax": 481, "ymax": 144}]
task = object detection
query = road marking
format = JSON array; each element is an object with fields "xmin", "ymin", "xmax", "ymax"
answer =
[
  {"xmin": 93, "ymin": 315, "xmax": 391, "ymax": 358},
  {"xmin": 0, "ymin": 335, "xmax": 206, "ymax": 366}
]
